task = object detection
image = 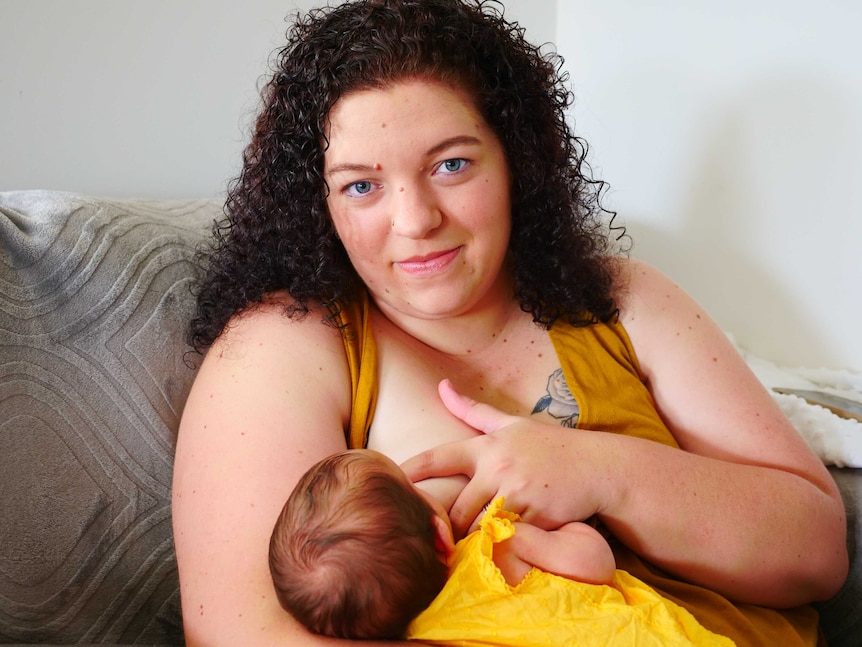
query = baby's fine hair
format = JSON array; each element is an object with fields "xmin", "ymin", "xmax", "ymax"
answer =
[
  {"xmin": 190, "ymin": 0, "xmax": 625, "ymax": 352},
  {"xmin": 269, "ymin": 451, "xmax": 448, "ymax": 639}
]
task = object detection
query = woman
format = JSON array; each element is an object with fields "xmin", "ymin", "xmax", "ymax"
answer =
[{"xmin": 171, "ymin": 1, "xmax": 848, "ymax": 645}]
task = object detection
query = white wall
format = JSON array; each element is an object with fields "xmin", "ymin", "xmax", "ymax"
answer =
[
  {"xmin": 0, "ymin": 0, "xmax": 320, "ymax": 200},
  {"xmin": 0, "ymin": 0, "xmax": 554, "ymax": 201},
  {"xmin": 559, "ymin": 1, "xmax": 862, "ymax": 372}
]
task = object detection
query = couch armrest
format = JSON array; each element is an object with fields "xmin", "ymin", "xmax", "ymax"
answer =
[{"xmin": 814, "ymin": 466, "xmax": 862, "ymax": 647}]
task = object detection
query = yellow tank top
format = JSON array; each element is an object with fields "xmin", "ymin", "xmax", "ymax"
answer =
[{"xmin": 335, "ymin": 293, "xmax": 822, "ymax": 647}]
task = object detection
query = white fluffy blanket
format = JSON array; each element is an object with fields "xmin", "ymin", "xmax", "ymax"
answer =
[{"xmin": 733, "ymin": 339, "xmax": 862, "ymax": 468}]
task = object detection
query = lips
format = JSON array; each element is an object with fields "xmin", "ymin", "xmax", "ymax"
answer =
[{"xmin": 395, "ymin": 247, "xmax": 461, "ymax": 276}]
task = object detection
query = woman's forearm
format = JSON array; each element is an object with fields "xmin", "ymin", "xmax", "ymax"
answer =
[{"xmin": 594, "ymin": 432, "xmax": 848, "ymax": 607}]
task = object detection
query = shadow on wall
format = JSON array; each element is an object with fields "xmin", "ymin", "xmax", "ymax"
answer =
[{"xmin": 628, "ymin": 69, "xmax": 860, "ymax": 370}]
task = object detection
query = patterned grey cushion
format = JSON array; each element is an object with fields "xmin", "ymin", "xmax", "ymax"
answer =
[{"xmin": 0, "ymin": 191, "xmax": 217, "ymax": 644}]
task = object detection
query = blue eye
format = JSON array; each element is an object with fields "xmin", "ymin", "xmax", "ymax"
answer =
[
  {"xmin": 346, "ymin": 180, "xmax": 374, "ymax": 197},
  {"xmin": 438, "ymin": 158, "xmax": 468, "ymax": 174}
]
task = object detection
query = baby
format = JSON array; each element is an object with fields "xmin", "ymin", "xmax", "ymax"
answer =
[
  {"xmin": 269, "ymin": 448, "xmax": 627, "ymax": 640},
  {"xmin": 269, "ymin": 449, "xmax": 736, "ymax": 645}
]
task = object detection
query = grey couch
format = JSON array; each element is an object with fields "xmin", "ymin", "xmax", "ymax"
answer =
[{"xmin": 1, "ymin": 190, "xmax": 860, "ymax": 646}]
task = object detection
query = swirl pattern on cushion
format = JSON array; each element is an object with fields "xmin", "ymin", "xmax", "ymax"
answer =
[{"xmin": 1, "ymin": 191, "xmax": 216, "ymax": 644}]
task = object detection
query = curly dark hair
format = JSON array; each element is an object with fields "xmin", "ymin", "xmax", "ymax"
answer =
[{"xmin": 189, "ymin": 0, "xmax": 626, "ymax": 352}]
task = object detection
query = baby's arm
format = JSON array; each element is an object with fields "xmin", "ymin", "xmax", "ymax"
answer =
[{"xmin": 493, "ymin": 521, "xmax": 616, "ymax": 586}]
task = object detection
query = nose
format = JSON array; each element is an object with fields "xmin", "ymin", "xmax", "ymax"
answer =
[{"xmin": 390, "ymin": 183, "xmax": 442, "ymax": 239}]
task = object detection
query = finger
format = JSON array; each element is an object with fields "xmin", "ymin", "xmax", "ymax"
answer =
[
  {"xmin": 464, "ymin": 513, "xmax": 484, "ymax": 537},
  {"xmin": 438, "ymin": 379, "xmax": 518, "ymax": 434},
  {"xmin": 400, "ymin": 439, "xmax": 477, "ymax": 484},
  {"xmin": 448, "ymin": 479, "xmax": 498, "ymax": 539}
]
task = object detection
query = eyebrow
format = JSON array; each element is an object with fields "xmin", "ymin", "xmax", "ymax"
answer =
[
  {"xmin": 324, "ymin": 162, "xmax": 376, "ymax": 177},
  {"xmin": 325, "ymin": 135, "xmax": 482, "ymax": 178},
  {"xmin": 425, "ymin": 135, "xmax": 482, "ymax": 159}
]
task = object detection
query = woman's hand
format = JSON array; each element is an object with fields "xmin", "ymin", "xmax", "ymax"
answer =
[{"xmin": 402, "ymin": 380, "xmax": 608, "ymax": 538}]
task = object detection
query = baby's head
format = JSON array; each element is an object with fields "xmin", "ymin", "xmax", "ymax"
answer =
[{"xmin": 269, "ymin": 449, "xmax": 454, "ymax": 639}]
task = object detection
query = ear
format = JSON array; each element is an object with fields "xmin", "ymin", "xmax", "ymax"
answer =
[{"xmin": 431, "ymin": 514, "xmax": 455, "ymax": 561}]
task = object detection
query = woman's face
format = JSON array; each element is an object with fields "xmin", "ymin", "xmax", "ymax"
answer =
[{"xmin": 324, "ymin": 78, "xmax": 512, "ymax": 323}]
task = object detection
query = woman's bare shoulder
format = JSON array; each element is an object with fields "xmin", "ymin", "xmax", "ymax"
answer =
[
  {"xmin": 610, "ymin": 257, "xmax": 720, "ymax": 367},
  {"xmin": 609, "ymin": 259, "xmax": 829, "ymax": 470},
  {"xmin": 185, "ymin": 290, "xmax": 352, "ymax": 452},
  {"xmin": 210, "ymin": 291, "xmax": 344, "ymax": 354},
  {"xmin": 610, "ymin": 257, "xmax": 682, "ymax": 321}
]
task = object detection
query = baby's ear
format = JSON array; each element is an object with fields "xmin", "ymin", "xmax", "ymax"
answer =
[{"xmin": 431, "ymin": 514, "xmax": 455, "ymax": 561}]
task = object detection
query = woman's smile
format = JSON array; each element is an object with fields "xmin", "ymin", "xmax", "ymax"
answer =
[{"xmin": 395, "ymin": 247, "xmax": 462, "ymax": 277}]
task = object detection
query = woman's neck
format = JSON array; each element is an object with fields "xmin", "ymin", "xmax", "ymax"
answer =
[{"xmin": 370, "ymin": 291, "xmax": 528, "ymax": 356}]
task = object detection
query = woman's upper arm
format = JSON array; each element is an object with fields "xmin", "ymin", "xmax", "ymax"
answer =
[
  {"xmin": 617, "ymin": 258, "xmax": 836, "ymax": 492},
  {"xmin": 171, "ymin": 297, "xmax": 351, "ymax": 646}
]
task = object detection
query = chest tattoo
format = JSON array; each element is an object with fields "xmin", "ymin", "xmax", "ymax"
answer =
[{"xmin": 532, "ymin": 368, "xmax": 579, "ymax": 428}]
